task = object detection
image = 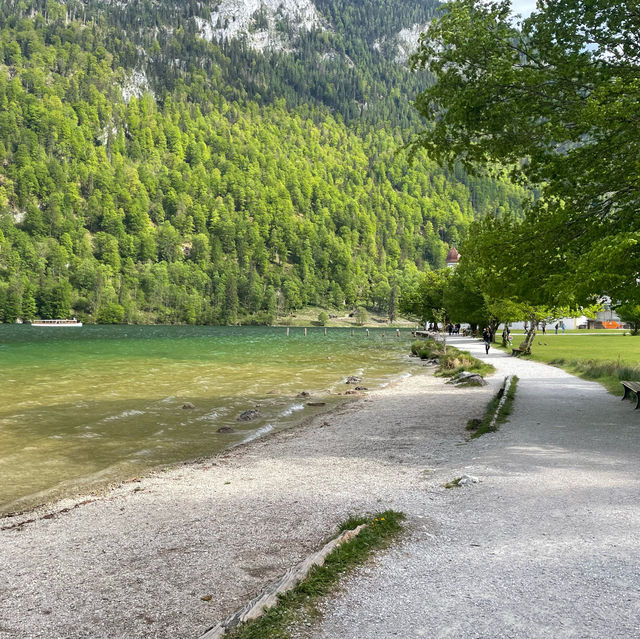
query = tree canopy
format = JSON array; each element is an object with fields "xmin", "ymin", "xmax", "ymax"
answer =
[{"xmin": 411, "ymin": 0, "xmax": 640, "ymax": 308}]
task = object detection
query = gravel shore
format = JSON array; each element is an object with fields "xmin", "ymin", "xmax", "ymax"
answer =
[{"xmin": 0, "ymin": 358, "xmax": 496, "ymax": 639}]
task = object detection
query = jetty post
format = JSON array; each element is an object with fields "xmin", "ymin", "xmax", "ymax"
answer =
[
  {"xmin": 304, "ymin": 327, "xmax": 307, "ymax": 336},
  {"xmin": 366, "ymin": 329, "xmax": 369, "ymax": 337},
  {"xmin": 324, "ymin": 328, "xmax": 327, "ymax": 336},
  {"xmin": 286, "ymin": 327, "xmax": 290, "ymax": 336}
]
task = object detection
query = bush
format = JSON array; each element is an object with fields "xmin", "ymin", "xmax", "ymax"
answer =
[
  {"xmin": 318, "ymin": 311, "xmax": 329, "ymax": 326},
  {"xmin": 355, "ymin": 307, "xmax": 369, "ymax": 326},
  {"xmin": 411, "ymin": 338, "xmax": 495, "ymax": 377},
  {"xmin": 240, "ymin": 311, "xmax": 275, "ymax": 326},
  {"xmin": 96, "ymin": 302, "xmax": 125, "ymax": 324}
]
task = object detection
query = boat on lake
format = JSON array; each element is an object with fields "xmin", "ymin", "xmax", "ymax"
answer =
[{"xmin": 31, "ymin": 318, "xmax": 83, "ymax": 327}]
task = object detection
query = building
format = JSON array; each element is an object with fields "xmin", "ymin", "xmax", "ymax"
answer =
[{"xmin": 446, "ymin": 247, "xmax": 460, "ymax": 268}]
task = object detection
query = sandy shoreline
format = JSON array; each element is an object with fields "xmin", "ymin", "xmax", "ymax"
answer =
[{"xmin": 0, "ymin": 366, "xmax": 497, "ymax": 639}]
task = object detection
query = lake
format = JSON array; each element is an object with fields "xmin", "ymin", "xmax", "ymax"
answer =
[{"xmin": 0, "ymin": 325, "xmax": 417, "ymax": 515}]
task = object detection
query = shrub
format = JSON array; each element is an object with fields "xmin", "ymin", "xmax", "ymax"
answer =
[
  {"xmin": 355, "ymin": 307, "xmax": 369, "ymax": 326},
  {"xmin": 96, "ymin": 302, "xmax": 125, "ymax": 324},
  {"xmin": 411, "ymin": 338, "xmax": 495, "ymax": 377}
]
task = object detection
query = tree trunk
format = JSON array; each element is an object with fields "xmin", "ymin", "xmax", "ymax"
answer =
[
  {"xmin": 489, "ymin": 319, "xmax": 500, "ymax": 343},
  {"xmin": 519, "ymin": 316, "xmax": 537, "ymax": 353}
]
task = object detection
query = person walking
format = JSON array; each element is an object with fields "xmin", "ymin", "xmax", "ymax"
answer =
[
  {"xmin": 555, "ymin": 322, "xmax": 559, "ymax": 335},
  {"xmin": 482, "ymin": 326, "xmax": 491, "ymax": 354}
]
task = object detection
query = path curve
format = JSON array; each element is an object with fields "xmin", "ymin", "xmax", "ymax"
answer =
[{"xmin": 310, "ymin": 336, "xmax": 640, "ymax": 639}]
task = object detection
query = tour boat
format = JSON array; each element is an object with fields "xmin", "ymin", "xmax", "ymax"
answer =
[{"xmin": 31, "ymin": 318, "xmax": 83, "ymax": 327}]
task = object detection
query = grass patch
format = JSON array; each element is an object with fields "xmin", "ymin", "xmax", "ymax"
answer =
[
  {"xmin": 497, "ymin": 334, "xmax": 640, "ymax": 395},
  {"xmin": 444, "ymin": 477, "xmax": 462, "ymax": 489},
  {"xmin": 466, "ymin": 376, "xmax": 519, "ymax": 438},
  {"xmin": 411, "ymin": 338, "xmax": 495, "ymax": 378},
  {"xmin": 547, "ymin": 358, "xmax": 640, "ymax": 395},
  {"xmin": 225, "ymin": 510, "xmax": 406, "ymax": 639}
]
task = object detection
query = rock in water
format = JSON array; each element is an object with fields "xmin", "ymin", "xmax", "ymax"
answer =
[
  {"xmin": 297, "ymin": 391, "xmax": 310, "ymax": 398},
  {"xmin": 182, "ymin": 402, "xmax": 196, "ymax": 409},
  {"xmin": 217, "ymin": 426, "xmax": 234, "ymax": 433},
  {"xmin": 458, "ymin": 474, "xmax": 480, "ymax": 485},
  {"xmin": 237, "ymin": 409, "xmax": 261, "ymax": 422},
  {"xmin": 345, "ymin": 376, "xmax": 362, "ymax": 384}
]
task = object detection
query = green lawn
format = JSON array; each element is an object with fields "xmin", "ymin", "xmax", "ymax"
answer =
[{"xmin": 504, "ymin": 333, "xmax": 640, "ymax": 395}]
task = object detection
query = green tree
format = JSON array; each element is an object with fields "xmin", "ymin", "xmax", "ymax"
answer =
[
  {"xmin": 317, "ymin": 310, "xmax": 329, "ymax": 326},
  {"xmin": 616, "ymin": 304, "xmax": 640, "ymax": 336},
  {"xmin": 355, "ymin": 306, "xmax": 368, "ymax": 326},
  {"xmin": 388, "ymin": 286, "xmax": 398, "ymax": 323},
  {"xmin": 399, "ymin": 269, "xmax": 449, "ymax": 326},
  {"xmin": 411, "ymin": 0, "xmax": 640, "ymax": 304},
  {"xmin": 37, "ymin": 280, "xmax": 72, "ymax": 319},
  {"xmin": 222, "ymin": 274, "xmax": 239, "ymax": 325},
  {"xmin": 96, "ymin": 302, "xmax": 125, "ymax": 324}
]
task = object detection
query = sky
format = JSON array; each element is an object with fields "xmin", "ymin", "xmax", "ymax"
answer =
[{"xmin": 509, "ymin": 0, "xmax": 537, "ymax": 17}]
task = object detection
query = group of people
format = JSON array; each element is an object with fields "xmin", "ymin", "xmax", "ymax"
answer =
[{"xmin": 446, "ymin": 323, "xmax": 462, "ymax": 335}]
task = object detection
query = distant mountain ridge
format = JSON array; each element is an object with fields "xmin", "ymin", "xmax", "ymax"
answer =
[{"xmin": 0, "ymin": 0, "xmax": 525, "ymax": 325}]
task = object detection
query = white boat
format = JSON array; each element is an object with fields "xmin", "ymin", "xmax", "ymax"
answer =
[{"xmin": 31, "ymin": 318, "xmax": 83, "ymax": 327}]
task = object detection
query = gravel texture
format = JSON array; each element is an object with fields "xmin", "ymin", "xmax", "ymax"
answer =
[
  {"xmin": 310, "ymin": 337, "xmax": 640, "ymax": 639},
  {"xmin": 0, "ymin": 356, "xmax": 495, "ymax": 639}
]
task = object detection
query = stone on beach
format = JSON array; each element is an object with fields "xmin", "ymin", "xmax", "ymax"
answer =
[
  {"xmin": 457, "ymin": 474, "xmax": 479, "ymax": 486},
  {"xmin": 446, "ymin": 371, "xmax": 487, "ymax": 386}
]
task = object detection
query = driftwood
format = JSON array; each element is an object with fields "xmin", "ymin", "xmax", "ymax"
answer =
[{"xmin": 200, "ymin": 524, "xmax": 368, "ymax": 639}]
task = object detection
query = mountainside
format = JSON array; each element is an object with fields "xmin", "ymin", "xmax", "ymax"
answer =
[{"xmin": 0, "ymin": 0, "xmax": 525, "ymax": 324}]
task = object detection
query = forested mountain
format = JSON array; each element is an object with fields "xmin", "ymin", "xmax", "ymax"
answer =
[{"xmin": 0, "ymin": 0, "xmax": 525, "ymax": 324}]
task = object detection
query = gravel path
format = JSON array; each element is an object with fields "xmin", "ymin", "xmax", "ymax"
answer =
[
  {"xmin": 0, "ymin": 357, "xmax": 496, "ymax": 639},
  {"xmin": 310, "ymin": 336, "xmax": 640, "ymax": 639}
]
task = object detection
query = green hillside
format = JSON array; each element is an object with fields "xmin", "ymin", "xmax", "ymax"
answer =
[{"xmin": 0, "ymin": 0, "xmax": 525, "ymax": 324}]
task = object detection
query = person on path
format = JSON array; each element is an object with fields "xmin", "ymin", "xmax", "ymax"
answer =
[
  {"xmin": 561, "ymin": 321, "xmax": 566, "ymax": 333},
  {"xmin": 482, "ymin": 327, "xmax": 491, "ymax": 354},
  {"xmin": 555, "ymin": 322, "xmax": 559, "ymax": 334},
  {"xmin": 542, "ymin": 322, "xmax": 546, "ymax": 335}
]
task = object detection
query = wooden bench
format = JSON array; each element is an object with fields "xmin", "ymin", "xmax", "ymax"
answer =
[
  {"xmin": 621, "ymin": 381, "xmax": 640, "ymax": 409},
  {"xmin": 511, "ymin": 342, "xmax": 531, "ymax": 357}
]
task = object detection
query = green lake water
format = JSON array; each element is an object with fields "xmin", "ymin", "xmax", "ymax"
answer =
[{"xmin": 0, "ymin": 325, "xmax": 417, "ymax": 515}]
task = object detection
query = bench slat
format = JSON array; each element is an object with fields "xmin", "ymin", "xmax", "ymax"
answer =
[{"xmin": 621, "ymin": 381, "xmax": 640, "ymax": 409}]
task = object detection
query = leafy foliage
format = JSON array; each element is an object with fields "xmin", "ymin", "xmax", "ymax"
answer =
[{"xmin": 411, "ymin": 0, "xmax": 640, "ymax": 308}]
